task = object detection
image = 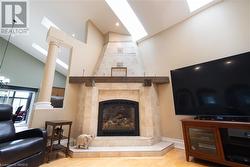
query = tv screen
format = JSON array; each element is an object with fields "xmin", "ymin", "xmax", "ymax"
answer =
[{"xmin": 171, "ymin": 51, "xmax": 250, "ymax": 117}]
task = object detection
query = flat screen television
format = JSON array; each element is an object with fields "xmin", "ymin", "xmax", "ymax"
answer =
[{"xmin": 170, "ymin": 51, "xmax": 250, "ymax": 117}]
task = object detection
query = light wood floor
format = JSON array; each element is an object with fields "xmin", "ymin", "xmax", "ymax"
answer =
[{"xmin": 41, "ymin": 149, "xmax": 222, "ymax": 167}]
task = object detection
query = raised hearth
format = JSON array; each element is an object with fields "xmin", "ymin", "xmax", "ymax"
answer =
[
  {"xmin": 70, "ymin": 141, "xmax": 174, "ymax": 158},
  {"xmin": 91, "ymin": 136, "xmax": 154, "ymax": 147}
]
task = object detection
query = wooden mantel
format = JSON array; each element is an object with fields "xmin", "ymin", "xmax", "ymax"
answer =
[{"xmin": 69, "ymin": 76, "xmax": 169, "ymax": 87}]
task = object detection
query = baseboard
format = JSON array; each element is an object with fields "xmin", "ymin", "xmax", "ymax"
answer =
[{"xmin": 161, "ymin": 137, "xmax": 185, "ymax": 150}]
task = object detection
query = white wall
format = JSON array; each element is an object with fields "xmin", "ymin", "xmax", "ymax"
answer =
[{"xmin": 138, "ymin": 0, "xmax": 250, "ymax": 139}]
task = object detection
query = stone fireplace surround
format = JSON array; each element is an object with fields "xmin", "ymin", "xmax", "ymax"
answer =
[{"xmin": 76, "ymin": 83, "xmax": 162, "ymax": 147}]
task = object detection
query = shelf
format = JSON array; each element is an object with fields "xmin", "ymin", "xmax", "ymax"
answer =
[
  {"xmin": 69, "ymin": 76, "xmax": 169, "ymax": 87},
  {"xmin": 48, "ymin": 135, "xmax": 68, "ymax": 141},
  {"xmin": 225, "ymin": 140, "xmax": 250, "ymax": 148},
  {"xmin": 46, "ymin": 120, "xmax": 72, "ymax": 125},
  {"xmin": 192, "ymin": 146, "xmax": 217, "ymax": 153},
  {"xmin": 47, "ymin": 144, "xmax": 67, "ymax": 152},
  {"xmin": 190, "ymin": 137, "xmax": 215, "ymax": 144},
  {"xmin": 190, "ymin": 133, "xmax": 214, "ymax": 138}
]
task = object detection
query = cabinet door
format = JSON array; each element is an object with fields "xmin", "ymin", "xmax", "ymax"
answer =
[{"xmin": 186, "ymin": 126, "xmax": 222, "ymax": 160}]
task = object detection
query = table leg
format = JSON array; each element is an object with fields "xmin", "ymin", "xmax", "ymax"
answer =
[
  {"xmin": 48, "ymin": 125, "xmax": 55, "ymax": 162},
  {"xmin": 66, "ymin": 124, "xmax": 72, "ymax": 157},
  {"xmin": 58, "ymin": 125, "xmax": 62, "ymax": 145}
]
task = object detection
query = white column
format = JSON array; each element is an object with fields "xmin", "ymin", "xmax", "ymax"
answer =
[{"xmin": 34, "ymin": 41, "xmax": 59, "ymax": 109}]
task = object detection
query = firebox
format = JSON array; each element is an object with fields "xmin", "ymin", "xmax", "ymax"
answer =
[{"xmin": 97, "ymin": 99, "xmax": 139, "ymax": 136}]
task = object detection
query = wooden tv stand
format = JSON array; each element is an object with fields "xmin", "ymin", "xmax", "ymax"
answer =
[{"xmin": 182, "ymin": 118, "xmax": 250, "ymax": 167}]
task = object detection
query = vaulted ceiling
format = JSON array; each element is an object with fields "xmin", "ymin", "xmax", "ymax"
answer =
[{"xmin": 0, "ymin": 0, "xmax": 222, "ymax": 76}]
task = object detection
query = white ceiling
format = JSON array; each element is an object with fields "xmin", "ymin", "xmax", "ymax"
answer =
[
  {"xmin": 0, "ymin": 0, "xmax": 221, "ymax": 76},
  {"xmin": 128, "ymin": 0, "xmax": 190, "ymax": 39}
]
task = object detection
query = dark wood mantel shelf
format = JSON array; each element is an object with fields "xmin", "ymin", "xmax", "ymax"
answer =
[{"xmin": 69, "ymin": 76, "xmax": 169, "ymax": 87}]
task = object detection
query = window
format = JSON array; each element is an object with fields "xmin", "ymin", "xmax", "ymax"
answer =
[
  {"xmin": 105, "ymin": 0, "xmax": 147, "ymax": 41},
  {"xmin": 0, "ymin": 88, "xmax": 35, "ymax": 122},
  {"xmin": 11, "ymin": 91, "xmax": 31, "ymax": 112},
  {"xmin": 186, "ymin": 0, "xmax": 215, "ymax": 12}
]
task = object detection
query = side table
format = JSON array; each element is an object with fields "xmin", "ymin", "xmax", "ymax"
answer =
[{"xmin": 45, "ymin": 120, "xmax": 72, "ymax": 162}]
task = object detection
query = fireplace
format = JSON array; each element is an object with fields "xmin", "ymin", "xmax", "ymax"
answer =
[{"xmin": 97, "ymin": 99, "xmax": 139, "ymax": 136}]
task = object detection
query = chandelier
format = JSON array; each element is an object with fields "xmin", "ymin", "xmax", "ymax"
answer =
[{"xmin": 0, "ymin": 76, "xmax": 10, "ymax": 85}]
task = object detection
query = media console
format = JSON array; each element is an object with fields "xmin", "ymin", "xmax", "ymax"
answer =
[{"xmin": 182, "ymin": 118, "xmax": 250, "ymax": 167}]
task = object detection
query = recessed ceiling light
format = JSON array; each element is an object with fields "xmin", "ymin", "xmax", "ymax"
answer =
[
  {"xmin": 194, "ymin": 66, "xmax": 201, "ymax": 70},
  {"xmin": 41, "ymin": 16, "xmax": 60, "ymax": 30},
  {"xmin": 186, "ymin": 0, "xmax": 214, "ymax": 12},
  {"xmin": 115, "ymin": 22, "xmax": 120, "ymax": 26},
  {"xmin": 105, "ymin": 0, "xmax": 147, "ymax": 41},
  {"xmin": 225, "ymin": 61, "xmax": 232, "ymax": 64},
  {"xmin": 32, "ymin": 43, "xmax": 68, "ymax": 70}
]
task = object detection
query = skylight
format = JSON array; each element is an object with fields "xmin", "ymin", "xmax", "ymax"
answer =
[
  {"xmin": 105, "ymin": 0, "xmax": 147, "ymax": 41},
  {"xmin": 41, "ymin": 16, "xmax": 60, "ymax": 30},
  {"xmin": 55, "ymin": 59, "xmax": 69, "ymax": 70},
  {"xmin": 32, "ymin": 43, "xmax": 68, "ymax": 70},
  {"xmin": 32, "ymin": 43, "xmax": 47, "ymax": 55},
  {"xmin": 186, "ymin": 0, "xmax": 214, "ymax": 12}
]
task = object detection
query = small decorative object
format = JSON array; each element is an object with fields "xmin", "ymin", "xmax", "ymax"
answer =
[
  {"xmin": 55, "ymin": 127, "xmax": 64, "ymax": 138},
  {"xmin": 111, "ymin": 67, "xmax": 127, "ymax": 77},
  {"xmin": 76, "ymin": 134, "xmax": 94, "ymax": 149}
]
